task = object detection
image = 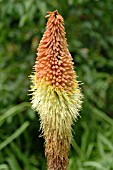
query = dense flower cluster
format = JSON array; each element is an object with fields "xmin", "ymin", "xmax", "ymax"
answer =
[
  {"xmin": 35, "ymin": 10, "xmax": 75, "ymax": 92},
  {"xmin": 30, "ymin": 10, "xmax": 82, "ymax": 170}
]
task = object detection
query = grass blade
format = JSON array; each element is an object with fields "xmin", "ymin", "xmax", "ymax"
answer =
[
  {"xmin": 0, "ymin": 102, "xmax": 31, "ymax": 126},
  {"xmin": 0, "ymin": 121, "xmax": 29, "ymax": 150},
  {"xmin": 0, "ymin": 164, "xmax": 8, "ymax": 170}
]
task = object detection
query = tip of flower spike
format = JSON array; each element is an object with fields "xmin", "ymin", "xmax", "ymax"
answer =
[
  {"xmin": 45, "ymin": 10, "xmax": 60, "ymax": 19},
  {"xmin": 54, "ymin": 10, "xmax": 58, "ymax": 18}
]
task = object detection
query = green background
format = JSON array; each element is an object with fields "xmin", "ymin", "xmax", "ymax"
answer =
[{"xmin": 0, "ymin": 0, "xmax": 113, "ymax": 169}]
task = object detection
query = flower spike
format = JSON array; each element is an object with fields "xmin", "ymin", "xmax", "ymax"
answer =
[{"xmin": 30, "ymin": 10, "xmax": 83, "ymax": 170}]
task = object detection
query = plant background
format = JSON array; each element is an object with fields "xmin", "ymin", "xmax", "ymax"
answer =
[{"xmin": 0, "ymin": 0, "xmax": 113, "ymax": 170}]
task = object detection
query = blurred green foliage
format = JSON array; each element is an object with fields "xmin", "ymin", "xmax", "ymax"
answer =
[{"xmin": 0, "ymin": 0, "xmax": 113, "ymax": 170}]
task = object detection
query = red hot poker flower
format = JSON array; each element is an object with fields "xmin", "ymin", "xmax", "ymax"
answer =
[{"xmin": 30, "ymin": 10, "xmax": 83, "ymax": 170}]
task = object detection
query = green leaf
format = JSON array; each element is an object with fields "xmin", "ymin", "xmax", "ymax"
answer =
[
  {"xmin": 98, "ymin": 133, "xmax": 113, "ymax": 152},
  {"xmin": 0, "ymin": 121, "xmax": 30, "ymax": 150},
  {"xmin": 83, "ymin": 161, "xmax": 104, "ymax": 169},
  {"xmin": 0, "ymin": 102, "xmax": 30, "ymax": 126},
  {"xmin": 0, "ymin": 164, "xmax": 8, "ymax": 170}
]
